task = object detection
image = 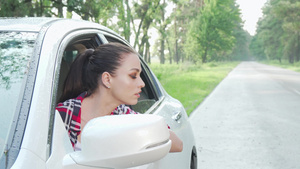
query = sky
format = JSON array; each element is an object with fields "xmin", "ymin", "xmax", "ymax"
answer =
[{"xmin": 236, "ymin": 0, "xmax": 268, "ymax": 35}]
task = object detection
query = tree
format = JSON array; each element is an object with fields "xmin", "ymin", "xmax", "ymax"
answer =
[
  {"xmin": 254, "ymin": 0, "xmax": 284, "ymax": 63},
  {"xmin": 249, "ymin": 34, "xmax": 267, "ymax": 60},
  {"xmin": 1, "ymin": 0, "xmax": 253, "ymax": 64},
  {"xmin": 168, "ymin": 0, "xmax": 203, "ymax": 63},
  {"xmin": 131, "ymin": 0, "xmax": 161, "ymax": 62},
  {"xmin": 229, "ymin": 27, "xmax": 251, "ymax": 61},
  {"xmin": 253, "ymin": 0, "xmax": 300, "ymax": 64},
  {"xmin": 227, "ymin": 3, "xmax": 251, "ymax": 61},
  {"xmin": 157, "ymin": 0, "xmax": 167, "ymax": 64},
  {"xmin": 115, "ymin": 0, "xmax": 132, "ymax": 42},
  {"xmin": 0, "ymin": 0, "xmax": 53, "ymax": 17},
  {"xmin": 152, "ymin": 0, "xmax": 179, "ymax": 64},
  {"xmin": 273, "ymin": 0, "xmax": 300, "ymax": 63},
  {"xmin": 185, "ymin": 0, "xmax": 241, "ymax": 63}
]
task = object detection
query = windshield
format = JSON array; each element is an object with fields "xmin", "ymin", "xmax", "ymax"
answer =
[{"xmin": 0, "ymin": 31, "xmax": 37, "ymax": 163}]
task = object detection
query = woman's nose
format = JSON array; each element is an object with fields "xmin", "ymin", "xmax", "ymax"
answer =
[{"xmin": 139, "ymin": 77, "xmax": 145, "ymax": 88}]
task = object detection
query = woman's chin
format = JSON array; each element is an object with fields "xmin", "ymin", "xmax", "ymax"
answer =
[{"xmin": 127, "ymin": 100, "xmax": 138, "ymax": 106}]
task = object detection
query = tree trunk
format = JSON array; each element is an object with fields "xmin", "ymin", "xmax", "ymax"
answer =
[
  {"xmin": 289, "ymin": 54, "xmax": 294, "ymax": 64},
  {"xmin": 56, "ymin": 0, "xmax": 64, "ymax": 17},
  {"xmin": 24, "ymin": 0, "xmax": 34, "ymax": 16},
  {"xmin": 125, "ymin": 0, "xmax": 131, "ymax": 42},
  {"xmin": 296, "ymin": 33, "xmax": 300, "ymax": 62},
  {"xmin": 166, "ymin": 39, "xmax": 172, "ymax": 64},
  {"xmin": 174, "ymin": 17, "xmax": 179, "ymax": 64},
  {"xmin": 146, "ymin": 41, "xmax": 151, "ymax": 63},
  {"xmin": 202, "ymin": 47, "xmax": 208, "ymax": 63},
  {"xmin": 160, "ymin": 39, "xmax": 165, "ymax": 64},
  {"xmin": 159, "ymin": 0, "xmax": 166, "ymax": 64},
  {"xmin": 134, "ymin": 9, "xmax": 147, "ymax": 49}
]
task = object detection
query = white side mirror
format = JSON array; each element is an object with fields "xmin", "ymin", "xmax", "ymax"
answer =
[{"xmin": 63, "ymin": 114, "xmax": 171, "ymax": 169}]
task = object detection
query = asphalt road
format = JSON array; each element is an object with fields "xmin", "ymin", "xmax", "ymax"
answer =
[{"xmin": 190, "ymin": 62, "xmax": 300, "ymax": 169}]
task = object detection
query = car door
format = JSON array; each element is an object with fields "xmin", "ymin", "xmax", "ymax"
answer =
[
  {"xmin": 45, "ymin": 29, "xmax": 168, "ymax": 169},
  {"xmin": 46, "ymin": 28, "xmax": 195, "ymax": 169}
]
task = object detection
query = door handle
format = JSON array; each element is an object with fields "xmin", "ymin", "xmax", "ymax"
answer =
[{"xmin": 172, "ymin": 111, "xmax": 182, "ymax": 122}]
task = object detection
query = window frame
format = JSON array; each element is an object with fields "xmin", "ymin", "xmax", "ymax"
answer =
[{"xmin": 47, "ymin": 30, "xmax": 103, "ymax": 158}]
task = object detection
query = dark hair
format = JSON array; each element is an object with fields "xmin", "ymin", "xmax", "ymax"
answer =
[{"xmin": 58, "ymin": 43, "xmax": 137, "ymax": 103}]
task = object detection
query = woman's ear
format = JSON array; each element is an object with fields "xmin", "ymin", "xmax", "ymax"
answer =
[{"xmin": 102, "ymin": 72, "xmax": 111, "ymax": 89}]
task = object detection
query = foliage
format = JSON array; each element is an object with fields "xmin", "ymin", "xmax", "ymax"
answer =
[
  {"xmin": 249, "ymin": 35, "xmax": 266, "ymax": 60},
  {"xmin": 0, "ymin": 0, "xmax": 251, "ymax": 64},
  {"xmin": 184, "ymin": 0, "xmax": 242, "ymax": 63},
  {"xmin": 166, "ymin": 0, "xmax": 203, "ymax": 64},
  {"xmin": 149, "ymin": 61, "xmax": 239, "ymax": 115},
  {"xmin": 0, "ymin": 0, "xmax": 53, "ymax": 17},
  {"xmin": 229, "ymin": 19, "xmax": 252, "ymax": 61},
  {"xmin": 4, "ymin": 0, "xmax": 298, "ymax": 65},
  {"xmin": 250, "ymin": 0, "xmax": 300, "ymax": 64},
  {"xmin": 131, "ymin": 0, "xmax": 161, "ymax": 61}
]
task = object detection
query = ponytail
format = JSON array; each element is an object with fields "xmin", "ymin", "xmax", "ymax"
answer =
[{"xmin": 58, "ymin": 49, "xmax": 94, "ymax": 103}]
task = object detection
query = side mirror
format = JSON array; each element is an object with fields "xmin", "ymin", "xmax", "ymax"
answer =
[{"xmin": 63, "ymin": 114, "xmax": 171, "ymax": 169}]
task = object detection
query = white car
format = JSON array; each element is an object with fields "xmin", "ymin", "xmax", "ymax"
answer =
[{"xmin": 0, "ymin": 18, "xmax": 197, "ymax": 169}]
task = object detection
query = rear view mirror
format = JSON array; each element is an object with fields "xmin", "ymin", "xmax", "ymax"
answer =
[{"xmin": 63, "ymin": 114, "xmax": 171, "ymax": 169}]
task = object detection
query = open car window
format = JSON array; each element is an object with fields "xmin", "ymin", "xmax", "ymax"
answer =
[
  {"xmin": 47, "ymin": 32, "xmax": 103, "ymax": 159},
  {"xmin": 56, "ymin": 34, "xmax": 102, "ymax": 102},
  {"xmin": 103, "ymin": 35, "xmax": 161, "ymax": 114}
]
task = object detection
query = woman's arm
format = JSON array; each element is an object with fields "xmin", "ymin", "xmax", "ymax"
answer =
[{"xmin": 169, "ymin": 130, "xmax": 183, "ymax": 152}]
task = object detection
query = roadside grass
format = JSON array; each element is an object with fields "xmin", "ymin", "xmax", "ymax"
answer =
[
  {"xmin": 261, "ymin": 60, "xmax": 300, "ymax": 73},
  {"xmin": 149, "ymin": 62, "xmax": 239, "ymax": 116}
]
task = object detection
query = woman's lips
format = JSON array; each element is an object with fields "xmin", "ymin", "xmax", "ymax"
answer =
[{"xmin": 135, "ymin": 91, "xmax": 141, "ymax": 98}]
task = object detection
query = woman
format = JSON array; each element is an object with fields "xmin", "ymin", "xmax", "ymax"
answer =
[{"xmin": 56, "ymin": 43, "xmax": 183, "ymax": 152}]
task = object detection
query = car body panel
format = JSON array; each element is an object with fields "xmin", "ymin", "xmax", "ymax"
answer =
[
  {"xmin": 46, "ymin": 112, "xmax": 74, "ymax": 169},
  {"xmin": 11, "ymin": 149, "xmax": 46, "ymax": 169},
  {"xmin": 152, "ymin": 97, "xmax": 196, "ymax": 169}
]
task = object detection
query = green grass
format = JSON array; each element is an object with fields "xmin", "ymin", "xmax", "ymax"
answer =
[
  {"xmin": 149, "ymin": 62, "xmax": 239, "ymax": 116},
  {"xmin": 260, "ymin": 60, "xmax": 300, "ymax": 73}
]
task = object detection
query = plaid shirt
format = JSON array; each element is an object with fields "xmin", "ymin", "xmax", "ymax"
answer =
[{"xmin": 55, "ymin": 92, "xmax": 137, "ymax": 148}]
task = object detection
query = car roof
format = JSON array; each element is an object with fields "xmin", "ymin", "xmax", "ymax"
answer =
[
  {"xmin": 0, "ymin": 17, "xmax": 118, "ymax": 36},
  {"xmin": 0, "ymin": 17, "xmax": 60, "ymax": 32}
]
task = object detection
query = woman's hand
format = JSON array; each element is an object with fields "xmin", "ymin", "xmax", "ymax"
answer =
[{"xmin": 169, "ymin": 130, "xmax": 183, "ymax": 152}]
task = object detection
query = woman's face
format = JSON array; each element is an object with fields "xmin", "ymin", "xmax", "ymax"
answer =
[{"xmin": 110, "ymin": 53, "xmax": 145, "ymax": 105}]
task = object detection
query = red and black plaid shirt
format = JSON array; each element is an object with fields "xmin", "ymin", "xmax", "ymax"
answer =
[{"xmin": 55, "ymin": 92, "xmax": 137, "ymax": 148}]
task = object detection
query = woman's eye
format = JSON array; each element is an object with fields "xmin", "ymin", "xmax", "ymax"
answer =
[{"xmin": 130, "ymin": 75, "xmax": 137, "ymax": 79}]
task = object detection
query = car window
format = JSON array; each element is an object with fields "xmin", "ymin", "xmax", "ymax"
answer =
[
  {"xmin": 0, "ymin": 31, "xmax": 37, "ymax": 166},
  {"xmin": 103, "ymin": 35, "xmax": 161, "ymax": 114},
  {"xmin": 56, "ymin": 34, "xmax": 102, "ymax": 101},
  {"xmin": 47, "ymin": 33, "xmax": 102, "ymax": 158}
]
